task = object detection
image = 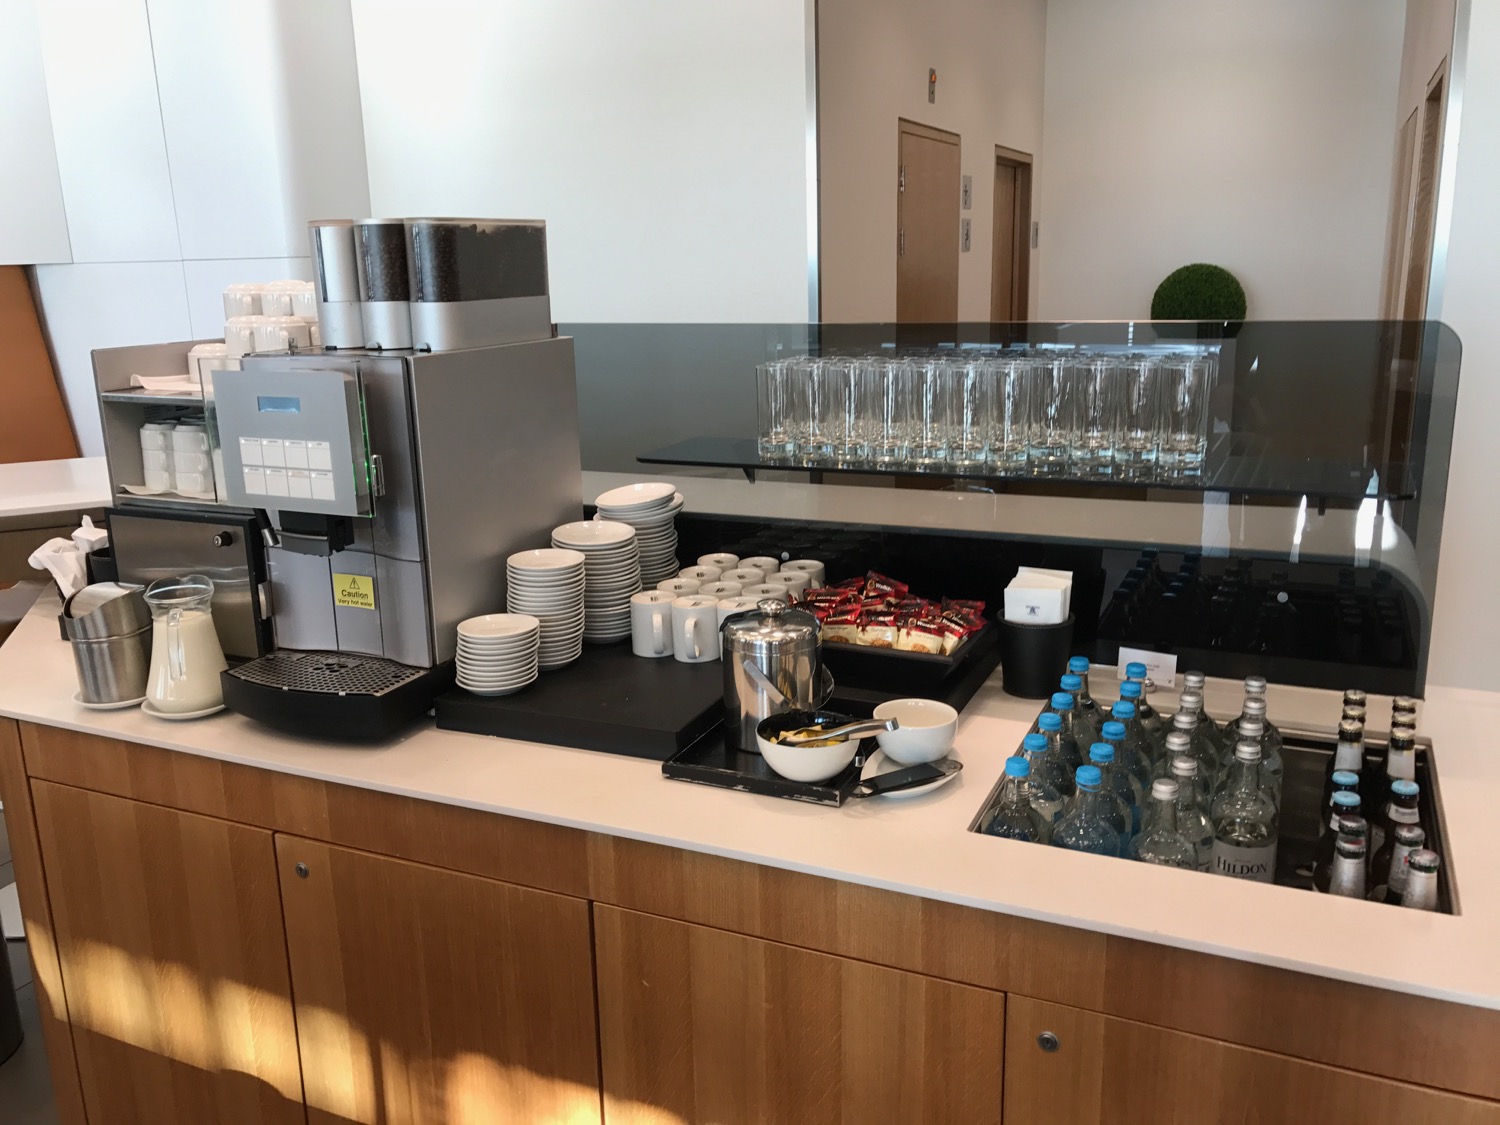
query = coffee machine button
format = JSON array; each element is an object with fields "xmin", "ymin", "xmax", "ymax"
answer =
[
  {"xmin": 308, "ymin": 441, "xmax": 333, "ymax": 471},
  {"xmin": 288, "ymin": 471, "xmax": 313, "ymax": 500},
  {"xmin": 285, "ymin": 440, "xmax": 309, "ymax": 469},
  {"xmin": 262, "ymin": 439, "xmax": 286, "ymax": 468},
  {"xmin": 311, "ymin": 472, "xmax": 336, "ymax": 501},
  {"xmin": 239, "ymin": 437, "xmax": 264, "ymax": 466},
  {"xmin": 242, "ymin": 466, "xmax": 266, "ymax": 494},
  {"xmin": 264, "ymin": 467, "xmax": 290, "ymax": 497}
]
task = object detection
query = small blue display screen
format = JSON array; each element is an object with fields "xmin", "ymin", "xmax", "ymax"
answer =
[{"xmin": 256, "ymin": 396, "xmax": 301, "ymax": 414}]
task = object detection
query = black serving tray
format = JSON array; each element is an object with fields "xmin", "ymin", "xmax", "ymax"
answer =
[
  {"xmin": 819, "ymin": 622, "xmax": 995, "ymax": 692},
  {"xmin": 663, "ymin": 728, "xmax": 875, "ymax": 806}
]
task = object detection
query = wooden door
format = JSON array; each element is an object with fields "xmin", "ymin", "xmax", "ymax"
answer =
[
  {"xmin": 897, "ymin": 120, "xmax": 961, "ymax": 323},
  {"xmin": 276, "ymin": 835, "xmax": 600, "ymax": 1125},
  {"xmin": 1003, "ymin": 995, "xmax": 1500, "ymax": 1124},
  {"xmin": 595, "ymin": 905, "xmax": 1004, "ymax": 1124},
  {"xmin": 991, "ymin": 147, "xmax": 1033, "ymax": 322},
  {"xmin": 30, "ymin": 780, "xmax": 304, "ymax": 1125}
]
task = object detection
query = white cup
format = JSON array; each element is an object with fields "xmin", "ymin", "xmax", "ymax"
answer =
[
  {"xmin": 657, "ymin": 577, "xmax": 701, "ymax": 597},
  {"xmin": 721, "ymin": 567, "xmax": 766, "ymax": 587},
  {"xmin": 224, "ymin": 315, "xmax": 260, "ymax": 358},
  {"xmin": 671, "ymin": 595, "xmax": 720, "ymax": 663},
  {"xmin": 630, "ymin": 590, "xmax": 675, "ymax": 658},
  {"xmin": 765, "ymin": 571, "xmax": 812, "ymax": 598},
  {"xmin": 782, "ymin": 559, "xmax": 826, "ymax": 588},
  {"xmin": 716, "ymin": 596, "xmax": 761, "ymax": 627},
  {"xmin": 740, "ymin": 584, "xmax": 790, "ymax": 602},
  {"xmin": 698, "ymin": 552, "xmax": 739, "ymax": 571},
  {"xmin": 171, "ymin": 425, "xmax": 209, "ymax": 453},
  {"xmin": 741, "ymin": 556, "xmax": 782, "ymax": 576},
  {"xmin": 696, "ymin": 581, "xmax": 743, "ymax": 600},
  {"xmin": 222, "ymin": 282, "xmax": 262, "ymax": 318},
  {"xmin": 679, "ymin": 565, "xmax": 722, "ymax": 584}
]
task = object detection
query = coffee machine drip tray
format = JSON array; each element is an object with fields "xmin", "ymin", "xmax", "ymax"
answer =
[{"xmin": 221, "ymin": 650, "xmax": 454, "ymax": 740}]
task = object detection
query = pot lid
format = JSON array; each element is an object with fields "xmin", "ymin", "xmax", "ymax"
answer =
[{"xmin": 721, "ymin": 598, "xmax": 820, "ymax": 649}]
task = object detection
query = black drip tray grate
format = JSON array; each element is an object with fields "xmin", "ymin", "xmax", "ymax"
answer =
[{"xmin": 226, "ymin": 650, "xmax": 428, "ymax": 697}]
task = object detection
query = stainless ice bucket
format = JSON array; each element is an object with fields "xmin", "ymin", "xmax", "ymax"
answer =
[
  {"xmin": 70, "ymin": 624, "xmax": 152, "ymax": 705},
  {"xmin": 721, "ymin": 598, "xmax": 834, "ymax": 750}
]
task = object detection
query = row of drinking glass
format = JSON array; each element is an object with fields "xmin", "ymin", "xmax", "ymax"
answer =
[{"xmin": 754, "ymin": 350, "xmax": 1218, "ymax": 478}]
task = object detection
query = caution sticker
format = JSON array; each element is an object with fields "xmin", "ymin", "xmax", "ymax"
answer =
[{"xmin": 332, "ymin": 572, "xmax": 376, "ymax": 611}]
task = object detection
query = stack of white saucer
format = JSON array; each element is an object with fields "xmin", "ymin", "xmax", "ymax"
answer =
[
  {"xmin": 594, "ymin": 482, "xmax": 685, "ymax": 588},
  {"xmin": 455, "ymin": 614, "xmax": 539, "ymax": 696},
  {"xmin": 552, "ymin": 520, "xmax": 641, "ymax": 642},
  {"xmin": 506, "ymin": 548, "xmax": 586, "ymax": 669}
]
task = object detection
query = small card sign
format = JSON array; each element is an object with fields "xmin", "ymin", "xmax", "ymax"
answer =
[{"xmin": 1117, "ymin": 646, "xmax": 1178, "ymax": 689}]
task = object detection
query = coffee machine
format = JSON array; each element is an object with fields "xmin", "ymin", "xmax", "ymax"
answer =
[{"xmin": 213, "ymin": 338, "xmax": 582, "ymax": 737}]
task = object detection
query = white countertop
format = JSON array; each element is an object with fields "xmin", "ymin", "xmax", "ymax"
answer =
[
  {"xmin": 3, "ymin": 596, "xmax": 1497, "ymax": 1011},
  {"xmin": 0, "ymin": 457, "xmax": 110, "ymax": 520}
]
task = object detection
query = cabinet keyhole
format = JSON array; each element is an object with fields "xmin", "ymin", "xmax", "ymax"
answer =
[
  {"xmin": 1037, "ymin": 1031, "xmax": 1060, "ymax": 1053},
  {"xmin": 295, "ymin": 862, "xmax": 310, "ymax": 879}
]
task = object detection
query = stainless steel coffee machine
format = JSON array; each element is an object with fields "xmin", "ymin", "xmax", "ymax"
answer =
[{"xmin": 214, "ymin": 338, "xmax": 582, "ymax": 737}]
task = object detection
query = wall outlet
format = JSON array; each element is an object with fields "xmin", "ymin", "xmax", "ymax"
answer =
[{"xmin": 960, "ymin": 218, "xmax": 972, "ymax": 252}]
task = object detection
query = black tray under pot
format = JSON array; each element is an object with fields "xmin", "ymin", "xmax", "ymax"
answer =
[{"xmin": 663, "ymin": 727, "xmax": 875, "ymax": 806}]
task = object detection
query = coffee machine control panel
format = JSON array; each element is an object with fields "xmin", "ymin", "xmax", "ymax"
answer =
[{"xmin": 214, "ymin": 367, "xmax": 372, "ymax": 518}]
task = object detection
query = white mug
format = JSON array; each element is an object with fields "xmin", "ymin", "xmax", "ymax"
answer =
[
  {"xmin": 741, "ymin": 556, "xmax": 782, "ymax": 577},
  {"xmin": 765, "ymin": 571, "xmax": 812, "ymax": 598},
  {"xmin": 696, "ymin": 581, "xmax": 743, "ymax": 600},
  {"xmin": 698, "ymin": 552, "xmax": 740, "ymax": 571},
  {"xmin": 721, "ymin": 567, "xmax": 767, "ymax": 587},
  {"xmin": 716, "ymin": 596, "xmax": 761, "ymax": 627},
  {"xmin": 679, "ymin": 565, "xmax": 722, "ymax": 584},
  {"xmin": 781, "ymin": 559, "xmax": 826, "ymax": 588},
  {"xmin": 671, "ymin": 595, "xmax": 721, "ymax": 663},
  {"xmin": 630, "ymin": 590, "xmax": 675, "ymax": 658},
  {"xmin": 740, "ymin": 584, "xmax": 790, "ymax": 601},
  {"xmin": 657, "ymin": 577, "xmax": 701, "ymax": 597}
]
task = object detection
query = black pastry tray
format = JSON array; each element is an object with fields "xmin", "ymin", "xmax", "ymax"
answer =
[{"xmin": 663, "ymin": 728, "xmax": 876, "ymax": 806}]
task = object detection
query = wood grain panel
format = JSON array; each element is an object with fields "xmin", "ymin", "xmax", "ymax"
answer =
[
  {"xmin": 0, "ymin": 266, "xmax": 78, "ymax": 464},
  {"xmin": 1004, "ymin": 995, "xmax": 1500, "ymax": 1125},
  {"xmin": 275, "ymin": 835, "xmax": 600, "ymax": 1125},
  {"xmin": 0, "ymin": 721, "xmax": 88, "ymax": 1125},
  {"xmin": 20, "ymin": 721, "xmax": 591, "ymax": 898},
  {"xmin": 595, "ymin": 905, "xmax": 1003, "ymax": 1125},
  {"xmin": 30, "ymin": 779, "xmax": 303, "ymax": 1125}
]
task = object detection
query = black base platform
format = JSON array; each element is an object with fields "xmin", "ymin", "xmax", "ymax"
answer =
[{"xmin": 662, "ymin": 728, "xmax": 874, "ymax": 806}]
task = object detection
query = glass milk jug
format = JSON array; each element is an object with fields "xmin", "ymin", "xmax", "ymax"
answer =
[{"xmin": 144, "ymin": 575, "xmax": 227, "ymax": 713}]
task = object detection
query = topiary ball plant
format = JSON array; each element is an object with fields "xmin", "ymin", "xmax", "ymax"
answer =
[{"xmin": 1151, "ymin": 263, "xmax": 1247, "ymax": 321}]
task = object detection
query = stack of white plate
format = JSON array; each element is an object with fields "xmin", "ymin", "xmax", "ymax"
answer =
[
  {"xmin": 594, "ymin": 482, "xmax": 685, "ymax": 588},
  {"xmin": 552, "ymin": 520, "xmax": 641, "ymax": 642},
  {"xmin": 506, "ymin": 548, "xmax": 586, "ymax": 669},
  {"xmin": 455, "ymin": 614, "xmax": 540, "ymax": 696}
]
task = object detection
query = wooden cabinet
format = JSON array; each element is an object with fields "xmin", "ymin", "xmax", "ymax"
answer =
[
  {"xmin": 594, "ymin": 905, "xmax": 1004, "ymax": 1125},
  {"xmin": 1003, "ymin": 995, "xmax": 1500, "ymax": 1125},
  {"xmin": 275, "ymin": 835, "xmax": 601, "ymax": 1125},
  {"xmin": 29, "ymin": 780, "xmax": 303, "ymax": 1125}
]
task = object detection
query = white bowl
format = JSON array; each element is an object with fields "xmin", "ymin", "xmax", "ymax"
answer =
[
  {"xmin": 755, "ymin": 710, "xmax": 861, "ymax": 783},
  {"xmin": 872, "ymin": 699, "xmax": 958, "ymax": 765}
]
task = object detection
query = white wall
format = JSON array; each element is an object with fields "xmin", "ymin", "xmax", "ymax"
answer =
[
  {"xmin": 0, "ymin": 0, "xmax": 70, "ymax": 265},
  {"xmin": 816, "ymin": 0, "xmax": 1048, "ymax": 322},
  {"xmin": 1036, "ymin": 0, "xmax": 1405, "ymax": 320},
  {"xmin": 350, "ymin": 0, "xmax": 812, "ymax": 323},
  {"xmin": 30, "ymin": 0, "xmax": 370, "ymax": 456}
]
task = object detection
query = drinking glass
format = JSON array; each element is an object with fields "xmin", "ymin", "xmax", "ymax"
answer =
[
  {"xmin": 1027, "ymin": 353, "xmax": 1072, "ymax": 475},
  {"xmin": 1068, "ymin": 354, "xmax": 1123, "ymax": 476},
  {"xmin": 869, "ymin": 358, "xmax": 915, "ymax": 465},
  {"xmin": 1117, "ymin": 354, "xmax": 1161, "ymax": 480},
  {"xmin": 986, "ymin": 356, "xmax": 1031, "ymax": 469},
  {"xmin": 912, "ymin": 358, "xmax": 952, "ymax": 466},
  {"xmin": 1159, "ymin": 353, "xmax": 1214, "ymax": 478},
  {"xmin": 782, "ymin": 357, "xmax": 814, "ymax": 459},
  {"xmin": 827, "ymin": 357, "xmax": 875, "ymax": 464},
  {"xmin": 947, "ymin": 357, "xmax": 992, "ymax": 468},
  {"xmin": 755, "ymin": 360, "xmax": 794, "ymax": 459}
]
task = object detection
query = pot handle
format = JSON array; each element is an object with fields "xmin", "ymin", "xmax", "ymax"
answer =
[
  {"xmin": 812, "ymin": 665, "xmax": 835, "ymax": 709},
  {"xmin": 741, "ymin": 657, "xmax": 790, "ymax": 708}
]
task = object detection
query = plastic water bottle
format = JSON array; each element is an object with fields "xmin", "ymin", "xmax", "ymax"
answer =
[
  {"xmin": 1168, "ymin": 756, "xmax": 1214, "ymax": 871},
  {"xmin": 984, "ymin": 756, "xmax": 1053, "ymax": 844},
  {"xmin": 1067, "ymin": 656, "xmax": 1104, "ymax": 727},
  {"xmin": 1118, "ymin": 680, "xmax": 1166, "ymax": 760},
  {"xmin": 1129, "ymin": 779, "xmax": 1199, "ymax": 869},
  {"xmin": 1059, "ymin": 674, "xmax": 1101, "ymax": 747},
  {"xmin": 1037, "ymin": 710, "xmax": 1082, "ymax": 785},
  {"xmin": 1107, "ymin": 700, "xmax": 1156, "ymax": 777},
  {"xmin": 1044, "ymin": 692, "xmax": 1086, "ymax": 770},
  {"xmin": 1124, "ymin": 662, "xmax": 1166, "ymax": 741},
  {"xmin": 1089, "ymin": 740, "xmax": 1142, "ymax": 840},
  {"xmin": 1020, "ymin": 731, "xmax": 1070, "ymax": 817},
  {"xmin": 1051, "ymin": 765, "xmax": 1123, "ymax": 857}
]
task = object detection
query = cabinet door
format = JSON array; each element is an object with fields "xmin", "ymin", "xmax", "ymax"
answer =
[
  {"xmin": 595, "ymin": 905, "xmax": 1004, "ymax": 1125},
  {"xmin": 275, "ymin": 835, "xmax": 600, "ymax": 1125},
  {"xmin": 30, "ymin": 780, "xmax": 304, "ymax": 1125},
  {"xmin": 1004, "ymin": 995, "xmax": 1500, "ymax": 1124}
]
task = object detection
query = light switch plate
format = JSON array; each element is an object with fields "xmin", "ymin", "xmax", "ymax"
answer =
[
  {"xmin": 961, "ymin": 174, "xmax": 972, "ymax": 210},
  {"xmin": 960, "ymin": 218, "xmax": 972, "ymax": 252}
]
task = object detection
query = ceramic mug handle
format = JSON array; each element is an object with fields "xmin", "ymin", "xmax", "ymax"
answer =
[
  {"xmin": 653, "ymin": 609, "xmax": 667, "ymax": 656},
  {"xmin": 687, "ymin": 616, "xmax": 701, "ymax": 660}
]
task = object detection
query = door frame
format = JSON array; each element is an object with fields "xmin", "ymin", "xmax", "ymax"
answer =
[{"xmin": 990, "ymin": 144, "xmax": 1033, "ymax": 322}]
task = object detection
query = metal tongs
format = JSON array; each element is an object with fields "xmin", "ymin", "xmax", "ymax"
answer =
[{"xmin": 775, "ymin": 717, "xmax": 898, "ymax": 747}]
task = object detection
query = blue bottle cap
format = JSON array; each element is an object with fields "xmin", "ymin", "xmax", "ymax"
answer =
[
  {"xmin": 1005, "ymin": 756, "xmax": 1031, "ymax": 778},
  {"xmin": 1331, "ymin": 770, "xmax": 1360, "ymax": 786},
  {"xmin": 1050, "ymin": 691, "xmax": 1075, "ymax": 710},
  {"xmin": 1120, "ymin": 680, "xmax": 1143, "ymax": 700},
  {"xmin": 1038, "ymin": 712, "xmax": 1063, "ymax": 732},
  {"xmin": 1332, "ymin": 790, "xmax": 1362, "ymax": 808},
  {"xmin": 1075, "ymin": 764, "xmax": 1103, "ymax": 788},
  {"xmin": 1112, "ymin": 700, "xmax": 1137, "ymax": 720},
  {"xmin": 1022, "ymin": 732, "xmax": 1048, "ymax": 752},
  {"xmin": 1088, "ymin": 742, "xmax": 1114, "ymax": 763},
  {"xmin": 1060, "ymin": 674, "xmax": 1083, "ymax": 691},
  {"xmin": 1126, "ymin": 661, "xmax": 1149, "ymax": 679},
  {"xmin": 1391, "ymin": 779, "xmax": 1420, "ymax": 797},
  {"xmin": 1068, "ymin": 655, "xmax": 1090, "ymax": 673},
  {"xmin": 1101, "ymin": 720, "xmax": 1126, "ymax": 740}
]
